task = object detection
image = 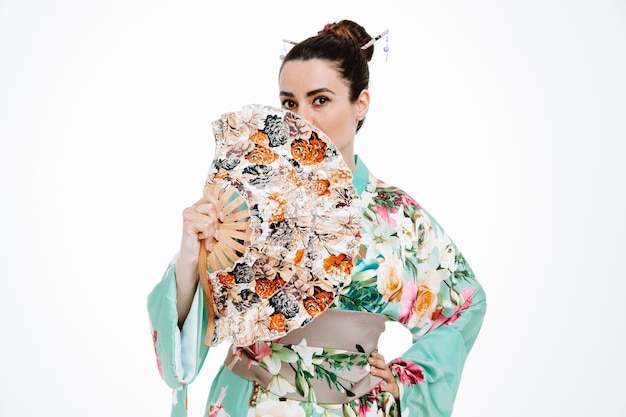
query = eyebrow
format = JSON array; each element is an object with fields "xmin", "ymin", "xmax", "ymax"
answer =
[{"xmin": 279, "ymin": 88, "xmax": 336, "ymax": 97}]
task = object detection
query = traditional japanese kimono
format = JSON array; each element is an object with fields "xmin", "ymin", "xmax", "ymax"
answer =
[{"xmin": 148, "ymin": 156, "xmax": 486, "ymax": 417}]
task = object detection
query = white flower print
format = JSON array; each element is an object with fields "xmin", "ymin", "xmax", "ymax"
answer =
[
  {"xmin": 390, "ymin": 209, "xmax": 416, "ymax": 251},
  {"xmin": 267, "ymin": 374, "xmax": 297, "ymax": 396},
  {"xmin": 291, "ymin": 338, "xmax": 324, "ymax": 374},
  {"xmin": 239, "ymin": 304, "xmax": 274, "ymax": 345},
  {"xmin": 361, "ymin": 220, "xmax": 400, "ymax": 260},
  {"xmin": 413, "ymin": 213, "xmax": 434, "ymax": 260},
  {"xmin": 261, "ymin": 351, "xmax": 283, "ymax": 375},
  {"xmin": 439, "ymin": 243, "xmax": 457, "ymax": 272},
  {"xmin": 256, "ymin": 399, "xmax": 306, "ymax": 417}
]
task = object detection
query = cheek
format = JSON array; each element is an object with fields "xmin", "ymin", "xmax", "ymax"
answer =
[
  {"xmin": 314, "ymin": 108, "xmax": 354, "ymax": 146},
  {"xmin": 312, "ymin": 115, "xmax": 332, "ymax": 136},
  {"xmin": 328, "ymin": 110, "xmax": 349, "ymax": 131},
  {"xmin": 334, "ymin": 110, "xmax": 356, "ymax": 137}
]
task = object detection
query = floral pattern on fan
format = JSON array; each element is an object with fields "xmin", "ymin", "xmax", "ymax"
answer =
[{"xmin": 202, "ymin": 104, "xmax": 362, "ymax": 346}]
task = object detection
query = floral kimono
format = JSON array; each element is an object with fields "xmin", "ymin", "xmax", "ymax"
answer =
[{"xmin": 147, "ymin": 156, "xmax": 486, "ymax": 417}]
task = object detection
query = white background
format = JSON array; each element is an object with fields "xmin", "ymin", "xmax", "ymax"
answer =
[{"xmin": 1, "ymin": 1, "xmax": 625, "ymax": 416}]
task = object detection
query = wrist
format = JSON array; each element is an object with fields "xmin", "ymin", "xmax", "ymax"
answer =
[{"xmin": 175, "ymin": 257, "xmax": 199, "ymax": 284}]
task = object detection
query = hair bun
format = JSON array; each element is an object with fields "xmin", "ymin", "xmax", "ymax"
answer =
[{"xmin": 319, "ymin": 20, "xmax": 374, "ymax": 62}]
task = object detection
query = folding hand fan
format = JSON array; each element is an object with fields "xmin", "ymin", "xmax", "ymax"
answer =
[{"xmin": 198, "ymin": 104, "xmax": 362, "ymax": 347}]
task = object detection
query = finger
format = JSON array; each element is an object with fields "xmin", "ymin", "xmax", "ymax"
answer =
[
  {"xmin": 369, "ymin": 354, "xmax": 395, "ymax": 384},
  {"xmin": 183, "ymin": 203, "xmax": 222, "ymax": 232},
  {"xmin": 369, "ymin": 352, "xmax": 387, "ymax": 369},
  {"xmin": 191, "ymin": 208, "xmax": 223, "ymax": 229},
  {"xmin": 201, "ymin": 184, "xmax": 225, "ymax": 222},
  {"xmin": 199, "ymin": 224, "xmax": 220, "ymax": 242},
  {"xmin": 369, "ymin": 363, "xmax": 387, "ymax": 378},
  {"xmin": 368, "ymin": 353, "xmax": 400, "ymax": 399},
  {"xmin": 180, "ymin": 217, "xmax": 220, "ymax": 258},
  {"xmin": 198, "ymin": 190, "xmax": 225, "ymax": 223},
  {"xmin": 371, "ymin": 351, "xmax": 384, "ymax": 360}
]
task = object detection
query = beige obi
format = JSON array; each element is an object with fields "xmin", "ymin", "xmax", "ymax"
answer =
[{"xmin": 225, "ymin": 308, "xmax": 388, "ymax": 404}]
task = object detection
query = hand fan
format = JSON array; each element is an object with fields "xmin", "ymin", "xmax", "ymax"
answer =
[{"xmin": 199, "ymin": 104, "xmax": 362, "ymax": 347}]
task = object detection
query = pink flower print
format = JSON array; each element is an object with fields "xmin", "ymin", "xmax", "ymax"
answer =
[
  {"xmin": 430, "ymin": 287, "xmax": 476, "ymax": 331},
  {"xmin": 225, "ymin": 346, "xmax": 243, "ymax": 370},
  {"xmin": 399, "ymin": 192, "xmax": 421, "ymax": 209},
  {"xmin": 372, "ymin": 203, "xmax": 398, "ymax": 229},
  {"xmin": 246, "ymin": 341, "xmax": 273, "ymax": 368},
  {"xmin": 398, "ymin": 280, "xmax": 418, "ymax": 324},
  {"xmin": 208, "ymin": 387, "xmax": 228, "ymax": 417},
  {"xmin": 355, "ymin": 397, "xmax": 373, "ymax": 417},
  {"xmin": 389, "ymin": 358, "xmax": 425, "ymax": 386},
  {"xmin": 152, "ymin": 330, "xmax": 164, "ymax": 377},
  {"xmin": 354, "ymin": 384, "xmax": 382, "ymax": 417},
  {"xmin": 355, "ymin": 402, "xmax": 371, "ymax": 417}
]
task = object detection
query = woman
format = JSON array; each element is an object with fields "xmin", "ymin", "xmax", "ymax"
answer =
[{"xmin": 148, "ymin": 20, "xmax": 486, "ymax": 417}]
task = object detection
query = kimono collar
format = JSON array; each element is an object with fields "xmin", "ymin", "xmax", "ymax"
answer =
[{"xmin": 352, "ymin": 155, "xmax": 371, "ymax": 196}]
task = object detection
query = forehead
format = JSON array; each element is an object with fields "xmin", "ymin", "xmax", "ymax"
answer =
[{"xmin": 279, "ymin": 59, "xmax": 349, "ymax": 91}]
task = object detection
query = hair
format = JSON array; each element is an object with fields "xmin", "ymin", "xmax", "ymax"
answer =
[{"xmin": 280, "ymin": 20, "xmax": 374, "ymax": 132}]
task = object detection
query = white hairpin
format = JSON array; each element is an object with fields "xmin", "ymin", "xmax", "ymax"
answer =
[
  {"xmin": 280, "ymin": 39, "xmax": 297, "ymax": 60},
  {"xmin": 361, "ymin": 29, "xmax": 389, "ymax": 50}
]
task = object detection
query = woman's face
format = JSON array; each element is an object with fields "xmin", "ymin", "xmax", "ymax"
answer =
[{"xmin": 278, "ymin": 59, "xmax": 369, "ymax": 167}]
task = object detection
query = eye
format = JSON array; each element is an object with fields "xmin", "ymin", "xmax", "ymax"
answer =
[
  {"xmin": 281, "ymin": 99, "xmax": 296, "ymax": 109},
  {"xmin": 313, "ymin": 96, "xmax": 329, "ymax": 106}
]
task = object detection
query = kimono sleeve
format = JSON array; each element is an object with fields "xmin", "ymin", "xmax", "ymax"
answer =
[
  {"xmin": 389, "ymin": 209, "xmax": 487, "ymax": 417},
  {"xmin": 391, "ymin": 284, "xmax": 486, "ymax": 416},
  {"xmin": 147, "ymin": 258, "xmax": 211, "ymax": 417}
]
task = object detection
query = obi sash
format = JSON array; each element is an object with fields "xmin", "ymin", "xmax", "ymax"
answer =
[{"xmin": 224, "ymin": 308, "xmax": 387, "ymax": 404}]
